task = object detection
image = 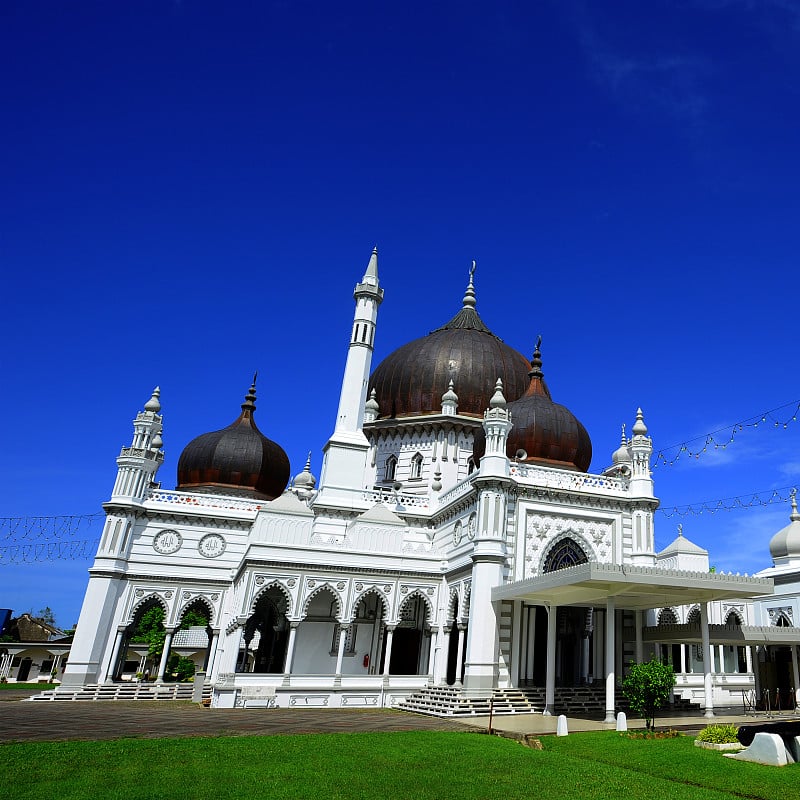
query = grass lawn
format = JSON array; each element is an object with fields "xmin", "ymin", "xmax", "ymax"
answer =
[
  {"xmin": 0, "ymin": 683, "xmax": 54, "ymax": 691},
  {"xmin": 3, "ymin": 730, "xmax": 797, "ymax": 800}
]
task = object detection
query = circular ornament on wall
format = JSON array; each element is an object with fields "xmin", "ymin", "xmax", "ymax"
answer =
[
  {"xmin": 453, "ymin": 521, "xmax": 463, "ymax": 546},
  {"xmin": 198, "ymin": 533, "xmax": 227, "ymax": 559},
  {"xmin": 153, "ymin": 529, "xmax": 182, "ymax": 555}
]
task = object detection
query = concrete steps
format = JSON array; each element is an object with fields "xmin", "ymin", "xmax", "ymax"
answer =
[
  {"xmin": 396, "ymin": 686, "xmax": 538, "ymax": 717},
  {"xmin": 27, "ymin": 682, "xmax": 212, "ymax": 702}
]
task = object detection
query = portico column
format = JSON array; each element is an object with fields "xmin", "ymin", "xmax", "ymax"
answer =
[
  {"xmin": 438, "ymin": 626, "xmax": 452, "ymax": 684},
  {"xmin": 525, "ymin": 607, "xmax": 536, "ymax": 683},
  {"xmin": 334, "ymin": 625, "xmax": 349, "ymax": 678},
  {"xmin": 455, "ymin": 625, "xmax": 466, "ymax": 686},
  {"xmin": 604, "ymin": 598, "xmax": 616, "ymax": 724},
  {"xmin": 745, "ymin": 645, "xmax": 753, "ymax": 674},
  {"xmin": 593, "ymin": 610, "xmax": 604, "ymax": 682},
  {"xmin": 156, "ymin": 628, "xmax": 175, "ymax": 682},
  {"xmin": 105, "ymin": 627, "xmax": 127, "ymax": 681},
  {"xmin": 427, "ymin": 627, "xmax": 437, "ymax": 680},
  {"xmin": 717, "ymin": 645, "xmax": 725, "ymax": 675},
  {"xmin": 700, "ymin": 603, "xmax": 714, "ymax": 718},
  {"xmin": 283, "ymin": 623, "xmax": 299, "ymax": 676},
  {"xmin": 382, "ymin": 626, "xmax": 395, "ymax": 677},
  {"xmin": 544, "ymin": 604, "xmax": 557, "ymax": 716},
  {"xmin": 791, "ymin": 645, "xmax": 800, "ymax": 709},
  {"xmin": 634, "ymin": 610, "xmax": 643, "ymax": 664},
  {"xmin": 680, "ymin": 644, "xmax": 687, "ymax": 674},
  {"xmin": 204, "ymin": 630, "xmax": 220, "ymax": 673}
]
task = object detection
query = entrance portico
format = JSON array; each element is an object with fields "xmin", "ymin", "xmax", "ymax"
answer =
[{"xmin": 493, "ymin": 562, "xmax": 773, "ymax": 722}]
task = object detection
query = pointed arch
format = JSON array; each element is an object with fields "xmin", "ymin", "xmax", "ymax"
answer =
[
  {"xmin": 384, "ymin": 454, "xmax": 398, "ymax": 483},
  {"xmin": 127, "ymin": 593, "xmax": 169, "ymax": 626},
  {"xmin": 658, "ymin": 607, "xmax": 679, "ymax": 625},
  {"xmin": 447, "ymin": 588, "xmax": 461, "ymax": 624},
  {"xmin": 302, "ymin": 583, "xmax": 344, "ymax": 621},
  {"xmin": 396, "ymin": 589, "xmax": 434, "ymax": 626},
  {"xmin": 542, "ymin": 535, "xmax": 590, "ymax": 574},
  {"xmin": 686, "ymin": 605, "xmax": 701, "ymax": 625},
  {"xmin": 349, "ymin": 586, "xmax": 390, "ymax": 623},
  {"xmin": 410, "ymin": 452, "xmax": 423, "ymax": 480},
  {"xmin": 724, "ymin": 609, "xmax": 743, "ymax": 626},
  {"xmin": 251, "ymin": 580, "xmax": 293, "ymax": 618},
  {"xmin": 177, "ymin": 596, "xmax": 214, "ymax": 628}
]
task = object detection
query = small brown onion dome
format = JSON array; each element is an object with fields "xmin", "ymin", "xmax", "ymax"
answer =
[
  {"xmin": 368, "ymin": 266, "xmax": 531, "ymax": 418},
  {"xmin": 176, "ymin": 379, "xmax": 290, "ymax": 500},
  {"xmin": 473, "ymin": 339, "xmax": 592, "ymax": 472}
]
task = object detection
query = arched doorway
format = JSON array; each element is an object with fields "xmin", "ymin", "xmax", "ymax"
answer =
[
  {"xmin": 445, "ymin": 592, "xmax": 466, "ymax": 685},
  {"xmin": 387, "ymin": 593, "xmax": 430, "ymax": 675},
  {"xmin": 239, "ymin": 587, "xmax": 290, "ymax": 674},
  {"xmin": 122, "ymin": 598, "xmax": 167, "ymax": 680}
]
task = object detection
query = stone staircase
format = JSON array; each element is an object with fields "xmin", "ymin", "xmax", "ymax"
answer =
[
  {"xmin": 26, "ymin": 682, "xmax": 212, "ymax": 702},
  {"xmin": 396, "ymin": 686, "xmax": 538, "ymax": 717}
]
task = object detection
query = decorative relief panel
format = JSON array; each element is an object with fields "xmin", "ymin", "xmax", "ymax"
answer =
[{"xmin": 523, "ymin": 512, "xmax": 612, "ymax": 579}]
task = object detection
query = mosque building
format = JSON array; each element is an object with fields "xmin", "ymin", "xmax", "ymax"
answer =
[{"xmin": 52, "ymin": 249, "xmax": 799, "ymax": 718}]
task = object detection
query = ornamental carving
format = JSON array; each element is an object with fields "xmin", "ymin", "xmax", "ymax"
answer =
[
  {"xmin": 337, "ymin": 581, "xmax": 345, "ymax": 590},
  {"xmin": 355, "ymin": 583, "xmax": 363, "ymax": 591},
  {"xmin": 211, "ymin": 594, "xmax": 219, "ymax": 601},
  {"xmin": 523, "ymin": 512, "xmax": 611, "ymax": 579},
  {"xmin": 164, "ymin": 591, "xmax": 173, "ymax": 599},
  {"xmin": 308, "ymin": 580, "xmax": 316, "ymax": 588},
  {"xmin": 400, "ymin": 586, "xmax": 408, "ymax": 594},
  {"xmin": 426, "ymin": 588, "xmax": 434, "ymax": 595},
  {"xmin": 182, "ymin": 592, "xmax": 191, "ymax": 600},
  {"xmin": 135, "ymin": 589, "xmax": 144, "ymax": 597},
  {"xmin": 384, "ymin": 585, "xmax": 392, "ymax": 593},
  {"xmin": 287, "ymin": 580, "xmax": 296, "ymax": 588},
  {"xmin": 255, "ymin": 577, "xmax": 265, "ymax": 585}
]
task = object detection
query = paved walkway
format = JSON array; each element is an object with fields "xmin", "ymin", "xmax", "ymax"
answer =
[{"xmin": 1, "ymin": 690, "xmax": 795, "ymax": 744}]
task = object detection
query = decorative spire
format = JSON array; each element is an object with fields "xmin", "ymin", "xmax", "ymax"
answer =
[
  {"xmin": 791, "ymin": 489, "xmax": 799, "ymax": 522},
  {"xmin": 632, "ymin": 407, "xmax": 648, "ymax": 436},
  {"xmin": 363, "ymin": 246, "xmax": 379, "ymax": 285},
  {"xmin": 364, "ymin": 388, "xmax": 380, "ymax": 423},
  {"xmin": 144, "ymin": 387, "xmax": 161, "ymax": 413},
  {"xmin": 522, "ymin": 336, "xmax": 551, "ymax": 398},
  {"xmin": 677, "ymin": 523, "xmax": 683, "ymax": 537},
  {"xmin": 242, "ymin": 373, "xmax": 257, "ymax": 412},
  {"xmin": 489, "ymin": 378, "xmax": 506, "ymax": 409},
  {"xmin": 462, "ymin": 260, "xmax": 477, "ymax": 309}
]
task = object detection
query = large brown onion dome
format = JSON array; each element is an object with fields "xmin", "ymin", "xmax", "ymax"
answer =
[
  {"xmin": 474, "ymin": 340, "xmax": 592, "ymax": 472},
  {"xmin": 368, "ymin": 269, "xmax": 531, "ymax": 418},
  {"xmin": 177, "ymin": 379, "xmax": 290, "ymax": 500}
]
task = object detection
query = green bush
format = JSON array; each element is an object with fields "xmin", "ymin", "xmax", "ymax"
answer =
[
  {"xmin": 696, "ymin": 723, "xmax": 739, "ymax": 744},
  {"xmin": 621, "ymin": 658, "xmax": 676, "ymax": 731}
]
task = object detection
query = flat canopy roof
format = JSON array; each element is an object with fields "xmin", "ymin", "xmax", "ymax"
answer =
[
  {"xmin": 641, "ymin": 623, "xmax": 800, "ymax": 646},
  {"xmin": 492, "ymin": 562, "xmax": 773, "ymax": 610}
]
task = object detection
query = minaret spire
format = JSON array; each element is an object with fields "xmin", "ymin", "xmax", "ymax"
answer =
[{"xmin": 318, "ymin": 248, "xmax": 384, "ymax": 502}]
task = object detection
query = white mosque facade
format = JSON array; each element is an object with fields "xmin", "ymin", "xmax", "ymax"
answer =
[{"xmin": 53, "ymin": 250, "xmax": 800, "ymax": 718}]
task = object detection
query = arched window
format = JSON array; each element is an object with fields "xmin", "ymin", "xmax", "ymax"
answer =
[
  {"xmin": 725, "ymin": 611, "xmax": 742, "ymax": 626},
  {"xmin": 543, "ymin": 537, "xmax": 588, "ymax": 573},
  {"xmin": 410, "ymin": 452, "xmax": 423, "ymax": 480},
  {"xmin": 687, "ymin": 606, "xmax": 701, "ymax": 625},
  {"xmin": 658, "ymin": 608, "xmax": 678, "ymax": 625},
  {"xmin": 384, "ymin": 455, "xmax": 397, "ymax": 482},
  {"xmin": 774, "ymin": 612, "xmax": 792, "ymax": 627},
  {"xmin": 467, "ymin": 456, "xmax": 476, "ymax": 475}
]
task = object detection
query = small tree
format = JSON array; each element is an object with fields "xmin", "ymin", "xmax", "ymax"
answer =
[
  {"xmin": 130, "ymin": 606, "xmax": 166, "ymax": 660},
  {"xmin": 621, "ymin": 658, "xmax": 675, "ymax": 730}
]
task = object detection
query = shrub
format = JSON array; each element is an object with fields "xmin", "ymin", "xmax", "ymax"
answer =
[
  {"xmin": 696, "ymin": 723, "xmax": 739, "ymax": 744},
  {"xmin": 621, "ymin": 658, "xmax": 676, "ymax": 731}
]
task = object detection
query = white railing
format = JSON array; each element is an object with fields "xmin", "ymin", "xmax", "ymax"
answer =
[
  {"xmin": 510, "ymin": 463, "xmax": 629, "ymax": 495},
  {"xmin": 362, "ymin": 489, "xmax": 429, "ymax": 509},
  {"xmin": 147, "ymin": 489, "xmax": 263, "ymax": 513},
  {"xmin": 437, "ymin": 475, "xmax": 477, "ymax": 507}
]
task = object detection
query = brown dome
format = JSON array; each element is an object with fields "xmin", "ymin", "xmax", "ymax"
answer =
[
  {"xmin": 369, "ymin": 275, "xmax": 531, "ymax": 418},
  {"xmin": 177, "ymin": 380, "xmax": 290, "ymax": 500},
  {"xmin": 474, "ymin": 341, "xmax": 592, "ymax": 471}
]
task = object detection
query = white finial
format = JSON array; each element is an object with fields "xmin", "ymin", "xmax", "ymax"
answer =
[
  {"xmin": 441, "ymin": 380, "xmax": 459, "ymax": 415},
  {"xmin": 677, "ymin": 523, "xmax": 683, "ymax": 537},
  {"xmin": 363, "ymin": 246, "xmax": 379, "ymax": 284},
  {"xmin": 489, "ymin": 378, "xmax": 506, "ymax": 409},
  {"xmin": 151, "ymin": 432, "xmax": 163, "ymax": 450},
  {"xmin": 462, "ymin": 261, "xmax": 477, "ymax": 308},
  {"xmin": 144, "ymin": 387, "xmax": 161, "ymax": 413},
  {"xmin": 632, "ymin": 407, "xmax": 648, "ymax": 436},
  {"xmin": 791, "ymin": 489, "xmax": 799, "ymax": 521},
  {"xmin": 620, "ymin": 423, "xmax": 626, "ymax": 446}
]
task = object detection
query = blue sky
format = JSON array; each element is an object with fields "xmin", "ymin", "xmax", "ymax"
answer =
[{"xmin": 2, "ymin": 1, "xmax": 799, "ymax": 628}]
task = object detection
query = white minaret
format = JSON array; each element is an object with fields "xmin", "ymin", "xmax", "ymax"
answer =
[
  {"xmin": 61, "ymin": 388, "xmax": 165, "ymax": 688},
  {"xmin": 629, "ymin": 407, "xmax": 657, "ymax": 565},
  {"xmin": 318, "ymin": 248, "xmax": 384, "ymax": 501}
]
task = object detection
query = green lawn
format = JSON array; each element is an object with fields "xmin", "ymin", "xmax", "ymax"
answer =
[
  {"xmin": 0, "ymin": 682, "xmax": 54, "ymax": 691},
  {"xmin": 3, "ymin": 730, "xmax": 797, "ymax": 800}
]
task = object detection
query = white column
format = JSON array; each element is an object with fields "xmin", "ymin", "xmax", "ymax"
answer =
[
  {"xmin": 604, "ymin": 598, "xmax": 616, "ymax": 724},
  {"xmin": 717, "ymin": 645, "xmax": 725, "ymax": 675},
  {"xmin": 594, "ymin": 609, "xmax": 604, "ymax": 682},
  {"xmin": 634, "ymin": 610, "xmax": 643, "ymax": 664},
  {"xmin": 745, "ymin": 644, "xmax": 753, "ymax": 674},
  {"xmin": 791, "ymin": 645, "xmax": 800, "ymax": 708},
  {"xmin": 700, "ymin": 604, "xmax": 714, "ymax": 718},
  {"xmin": 439, "ymin": 627, "xmax": 452, "ymax": 684},
  {"xmin": 525, "ymin": 607, "xmax": 536, "ymax": 683},
  {"xmin": 283, "ymin": 623, "xmax": 299, "ymax": 676},
  {"xmin": 680, "ymin": 644, "xmax": 687, "ymax": 674},
  {"xmin": 205, "ymin": 630, "xmax": 220, "ymax": 675},
  {"xmin": 510, "ymin": 600, "xmax": 523, "ymax": 686},
  {"xmin": 156, "ymin": 629, "xmax": 175, "ymax": 682},
  {"xmin": 544, "ymin": 604, "xmax": 557, "ymax": 716},
  {"xmin": 382, "ymin": 626, "xmax": 395, "ymax": 677},
  {"xmin": 427, "ymin": 628, "xmax": 438, "ymax": 680},
  {"xmin": 105, "ymin": 628, "xmax": 126, "ymax": 682},
  {"xmin": 455, "ymin": 626, "xmax": 466, "ymax": 686},
  {"xmin": 334, "ymin": 625, "xmax": 348, "ymax": 677},
  {"xmin": 581, "ymin": 635, "xmax": 590, "ymax": 683}
]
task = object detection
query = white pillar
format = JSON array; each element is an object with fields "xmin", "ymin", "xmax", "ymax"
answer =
[
  {"xmin": 427, "ymin": 628, "xmax": 438, "ymax": 680},
  {"xmin": 634, "ymin": 610, "xmax": 643, "ymax": 664},
  {"xmin": 745, "ymin": 644, "xmax": 753, "ymax": 674},
  {"xmin": 718, "ymin": 645, "xmax": 725, "ymax": 675},
  {"xmin": 205, "ymin": 630, "xmax": 220, "ymax": 675},
  {"xmin": 439, "ymin": 627, "xmax": 452, "ymax": 684},
  {"xmin": 156, "ymin": 629, "xmax": 175, "ymax": 682},
  {"xmin": 283, "ymin": 623, "xmax": 298, "ymax": 675},
  {"xmin": 334, "ymin": 625, "xmax": 348, "ymax": 677},
  {"xmin": 700, "ymin": 604, "xmax": 714, "ymax": 718},
  {"xmin": 594, "ymin": 609, "xmax": 605, "ymax": 682},
  {"xmin": 525, "ymin": 607, "xmax": 536, "ymax": 683},
  {"xmin": 680, "ymin": 644, "xmax": 687, "ymax": 674},
  {"xmin": 544, "ymin": 604, "xmax": 557, "ymax": 715},
  {"xmin": 105, "ymin": 628, "xmax": 126, "ymax": 682},
  {"xmin": 510, "ymin": 600, "xmax": 523, "ymax": 686},
  {"xmin": 604, "ymin": 598, "xmax": 616, "ymax": 724},
  {"xmin": 455, "ymin": 626, "xmax": 466, "ymax": 686},
  {"xmin": 383, "ymin": 626, "xmax": 395, "ymax": 677},
  {"xmin": 791, "ymin": 645, "xmax": 800, "ymax": 708}
]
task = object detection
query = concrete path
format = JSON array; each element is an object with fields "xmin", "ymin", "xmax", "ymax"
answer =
[{"xmin": 1, "ymin": 690, "xmax": 795, "ymax": 744}]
